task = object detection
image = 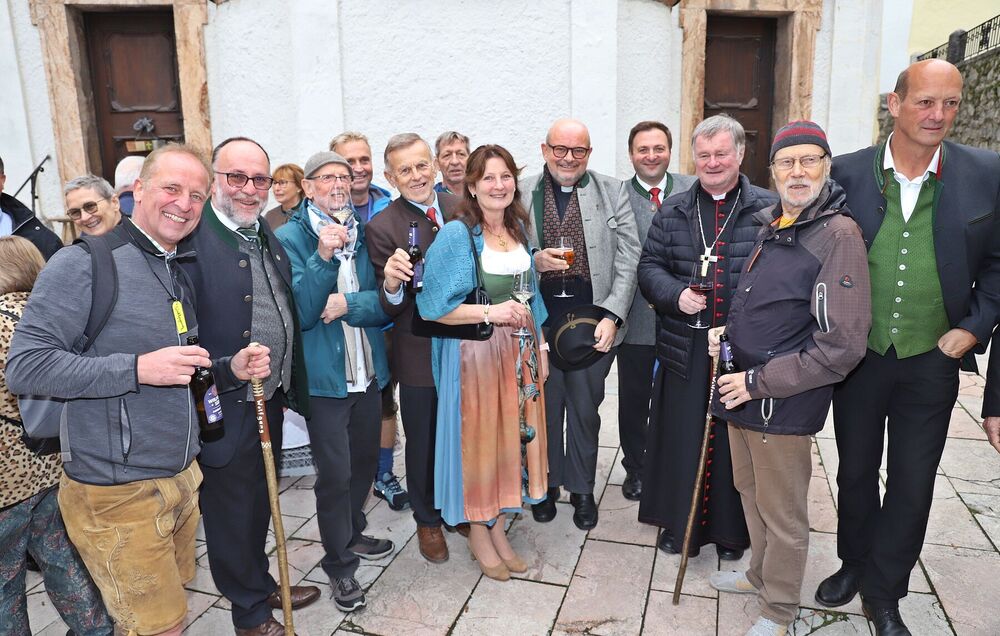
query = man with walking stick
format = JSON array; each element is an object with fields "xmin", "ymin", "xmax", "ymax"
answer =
[
  {"xmin": 637, "ymin": 115, "xmax": 772, "ymax": 560},
  {"xmin": 708, "ymin": 121, "xmax": 871, "ymax": 636},
  {"xmin": 181, "ymin": 137, "xmax": 318, "ymax": 635}
]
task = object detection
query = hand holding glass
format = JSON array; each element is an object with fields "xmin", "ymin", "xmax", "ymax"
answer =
[
  {"xmin": 554, "ymin": 237, "xmax": 574, "ymax": 298},
  {"xmin": 511, "ymin": 269, "xmax": 535, "ymax": 337},
  {"xmin": 687, "ymin": 261, "xmax": 712, "ymax": 329}
]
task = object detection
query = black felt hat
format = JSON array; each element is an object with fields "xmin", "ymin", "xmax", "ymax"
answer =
[{"xmin": 548, "ymin": 304, "xmax": 609, "ymax": 372}]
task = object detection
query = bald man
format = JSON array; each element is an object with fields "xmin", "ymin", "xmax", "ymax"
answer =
[
  {"xmin": 520, "ymin": 118, "xmax": 640, "ymax": 531},
  {"xmin": 816, "ymin": 60, "xmax": 1000, "ymax": 636}
]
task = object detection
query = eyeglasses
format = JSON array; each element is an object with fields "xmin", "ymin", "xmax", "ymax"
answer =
[
  {"xmin": 306, "ymin": 173, "xmax": 353, "ymax": 185},
  {"xmin": 66, "ymin": 198, "xmax": 108, "ymax": 220},
  {"xmin": 273, "ymin": 179, "xmax": 296, "ymax": 187},
  {"xmin": 546, "ymin": 144, "xmax": 591, "ymax": 160},
  {"xmin": 215, "ymin": 171, "xmax": 274, "ymax": 190},
  {"xmin": 771, "ymin": 154, "xmax": 827, "ymax": 171}
]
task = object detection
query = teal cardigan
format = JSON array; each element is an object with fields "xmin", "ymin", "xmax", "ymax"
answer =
[
  {"xmin": 417, "ymin": 219, "xmax": 548, "ymax": 386},
  {"xmin": 274, "ymin": 207, "xmax": 391, "ymax": 398}
]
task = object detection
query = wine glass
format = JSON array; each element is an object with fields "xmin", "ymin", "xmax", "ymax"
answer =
[
  {"xmin": 554, "ymin": 237, "xmax": 575, "ymax": 298},
  {"xmin": 328, "ymin": 188, "xmax": 352, "ymax": 224},
  {"xmin": 511, "ymin": 269, "xmax": 535, "ymax": 337},
  {"xmin": 687, "ymin": 261, "xmax": 713, "ymax": 329}
]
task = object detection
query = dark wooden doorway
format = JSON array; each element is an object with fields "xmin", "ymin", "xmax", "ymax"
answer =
[
  {"xmin": 704, "ymin": 15, "xmax": 776, "ymax": 188},
  {"xmin": 84, "ymin": 11, "xmax": 184, "ymax": 182}
]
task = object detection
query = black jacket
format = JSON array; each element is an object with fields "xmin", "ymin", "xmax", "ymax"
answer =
[
  {"xmin": 638, "ymin": 174, "xmax": 777, "ymax": 379},
  {"xmin": 2, "ymin": 192, "xmax": 62, "ymax": 260},
  {"xmin": 712, "ymin": 182, "xmax": 871, "ymax": 436},
  {"xmin": 178, "ymin": 202, "xmax": 310, "ymax": 468},
  {"xmin": 832, "ymin": 141, "xmax": 1000, "ymax": 374}
]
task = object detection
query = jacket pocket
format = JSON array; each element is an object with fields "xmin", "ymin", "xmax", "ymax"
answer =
[
  {"xmin": 968, "ymin": 211, "xmax": 993, "ymax": 225},
  {"xmin": 119, "ymin": 398, "xmax": 132, "ymax": 469}
]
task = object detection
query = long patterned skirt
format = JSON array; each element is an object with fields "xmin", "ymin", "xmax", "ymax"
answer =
[{"xmin": 435, "ymin": 323, "xmax": 548, "ymax": 524}]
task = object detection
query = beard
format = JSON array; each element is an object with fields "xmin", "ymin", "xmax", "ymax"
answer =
[
  {"xmin": 779, "ymin": 179, "xmax": 824, "ymax": 211},
  {"xmin": 215, "ymin": 186, "xmax": 265, "ymax": 227}
]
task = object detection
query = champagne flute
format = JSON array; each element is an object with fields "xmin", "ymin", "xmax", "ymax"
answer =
[
  {"xmin": 687, "ymin": 261, "xmax": 712, "ymax": 329},
  {"xmin": 554, "ymin": 237, "xmax": 575, "ymax": 298},
  {"xmin": 511, "ymin": 269, "xmax": 535, "ymax": 337}
]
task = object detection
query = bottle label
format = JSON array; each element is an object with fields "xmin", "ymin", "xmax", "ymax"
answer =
[
  {"xmin": 204, "ymin": 385, "xmax": 223, "ymax": 423},
  {"xmin": 720, "ymin": 341, "xmax": 733, "ymax": 362},
  {"xmin": 412, "ymin": 261, "xmax": 424, "ymax": 288}
]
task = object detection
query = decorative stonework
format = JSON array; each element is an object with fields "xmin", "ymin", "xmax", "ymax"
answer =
[
  {"xmin": 28, "ymin": 0, "xmax": 211, "ymax": 186},
  {"xmin": 677, "ymin": 0, "xmax": 823, "ymax": 173}
]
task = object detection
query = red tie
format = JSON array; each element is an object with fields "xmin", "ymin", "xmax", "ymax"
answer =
[
  {"xmin": 649, "ymin": 187, "xmax": 662, "ymax": 207},
  {"xmin": 426, "ymin": 206, "xmax": 438, "ymax": 226}
]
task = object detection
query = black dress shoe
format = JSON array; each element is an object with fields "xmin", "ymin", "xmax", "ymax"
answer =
[
  {"xmin": 569, "ymin": 493, "xmax": 598, "ymax": 530},
  {"xmin": 531, "ymin": 487, "xmax": 560, "ymax": 523},
  {"xmin": 657, "ymin": 530, "xmax": 679, "ymax": 554},
  {"xmin": 716, "ymin": 545, "xmax": 744, "ymax": 561},
  {"xmin": 863, "ymin": 601, "xmax": 912, "ymax": 636},
  {"xmin": 621, "ymin": 472, "xmax": 642, "ymax": 501},
  {"xmin": 815, "ymin": 566, "xmax": 862, "ymax": 607}
]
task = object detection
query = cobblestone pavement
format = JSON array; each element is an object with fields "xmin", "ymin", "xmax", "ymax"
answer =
[{"xmin": 26, "ymin": 364, "xmax": 1000, "ymax": 635}]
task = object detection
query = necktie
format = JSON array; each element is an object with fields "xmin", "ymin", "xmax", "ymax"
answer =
[
  {"xmin": 649, "ymin": 187, "xmax": 662, "ymax": 207},
  {"xmin": 426, "ymin": 206, "xmax": 438, "ymax": 226},
  {"xmin": 236, "ymin": 227, "xmax": 259, "ymax": 244}
]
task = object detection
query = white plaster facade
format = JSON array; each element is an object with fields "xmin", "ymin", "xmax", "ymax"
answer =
[{"xmin": 1, "ymin": 0, "xmax": 885, "ymax": 221}]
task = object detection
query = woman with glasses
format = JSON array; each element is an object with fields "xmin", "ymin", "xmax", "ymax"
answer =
[
  {"xmin": 63, "ymin": 174, "xmax": 122, "ymax": 237},
  {"xmin": 0, "ymin": 236, "xmax": 113, "ymax": 635},
  {"xmin": 264, "ymin": 163, "xmax": 306, "ymax": 231},
  {"xmin": 416, "ymin": 145, "xmax": 550, "ymax": 581}
]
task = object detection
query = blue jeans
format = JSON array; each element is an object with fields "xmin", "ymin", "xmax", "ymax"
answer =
[{"xmin": 0, "ymin": 486, "xmax": 112, "ymax": 635}]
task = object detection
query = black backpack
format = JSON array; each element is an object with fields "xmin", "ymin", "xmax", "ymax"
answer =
[{"xmin": 3, "ymin": 232, "xmax": 121, "ymax": 455}]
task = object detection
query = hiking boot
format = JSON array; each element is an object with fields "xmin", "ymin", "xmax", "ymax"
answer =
[{"xmin": 373, "ymin": 472, "xmax": 410, "ymax": 511}]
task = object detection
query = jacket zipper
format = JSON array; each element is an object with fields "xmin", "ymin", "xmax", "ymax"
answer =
[
  {"xmin": 815, "ymin": 283, "xmax": 830, "ymax": 333},
  {"xmin": 760, "ymin": 398, "xmax": 774, "ymax": 443},
  {"xmin": 163, "ymin": 254, "xmax": 194, "ymax": 470},
  {"xmin": 119, "ymin": 398, "xmax": 132, "ymax": 470}
]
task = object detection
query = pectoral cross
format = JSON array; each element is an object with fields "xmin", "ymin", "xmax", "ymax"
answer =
[{"xmin": 700, "ymin": 248, "xmax": 718, "ymax": 277}]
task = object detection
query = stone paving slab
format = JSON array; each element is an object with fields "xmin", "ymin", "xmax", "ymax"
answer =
[{"xmin": 25, "ymin": 372, "xmax": 1000, "ymax": 635}]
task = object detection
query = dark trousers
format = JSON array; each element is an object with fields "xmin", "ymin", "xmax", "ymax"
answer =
[
  {"xmin": 398, "ymin": 383, "xmax": 442, "ymax": 527},
  {"xmin": 200, "ymin": 397, "xmax": 283, "ymax": 629},
  {"xmin": 308, "ymin": 382, "xmax": 381, "ymax": 580},
  {"xmin": 616, "ymin": 343, "xmax": 655, "ymax": 475},
  {"xmin": 545, "ymin": 351, "xmax": 616, "ymax": 494},
  {"xmin": 832, "ymin": 346, "xmax": 959, "ymax": 607}
]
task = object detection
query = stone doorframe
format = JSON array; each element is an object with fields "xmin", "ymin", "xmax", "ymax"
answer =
[
  {"xmin": 677, "ymin": 0, "xmax": 823, "ymax": 173},
  {"xmin": 28, "ymin": 0, "xmax": 211, "ymax": 186}
]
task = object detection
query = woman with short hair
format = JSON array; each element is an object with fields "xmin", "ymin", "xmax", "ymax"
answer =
[{"xmin": 265, "ymin": 163, "xmax": 306, "ymax": 230}]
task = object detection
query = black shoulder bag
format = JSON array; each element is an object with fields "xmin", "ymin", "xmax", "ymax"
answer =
[{"xmin": 411, "ymin": 223, "xmax": 494, "ymax": 341}]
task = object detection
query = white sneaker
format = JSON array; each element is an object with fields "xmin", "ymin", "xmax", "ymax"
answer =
[
  {"xmin": 710, "ymin": 570, "xmax": 757, "ymax": 594},
  {"xmin": 745, "ymin": 617, "xmax": 787, "ymax": 636}
]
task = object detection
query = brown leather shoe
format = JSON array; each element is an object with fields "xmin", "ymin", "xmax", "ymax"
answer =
[
  {"xmin": 417, "ymin": 526, "xmax": 449, "ymax": 563},
  {"xmin": 266, "ymin": 584, "xmax": 321, "ymax": 610},
  {"xmin": 235, "ymin": 616, "xmax": 285, "ymax": 636}
]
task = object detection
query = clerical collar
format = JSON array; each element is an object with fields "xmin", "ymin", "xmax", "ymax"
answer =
[
  {"xmin": 545, "ymin": 166, "xmax": 579, "ymax": 193},
  {"xmin": 213, "ymin": 202, "xmax": 260, "ymax": 240},
  {"xmin": 700, "ymin": 182, "xmax": 739, "ymax": 203}
]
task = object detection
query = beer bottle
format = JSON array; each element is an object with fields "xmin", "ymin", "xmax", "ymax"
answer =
[
  {"xmin": 187, "ymin": 336, "xmax": 225, "ymax": 442},
  {"xmin": 718, "ymin": 332, "xmax": 743, "ymax": 410},
  {"xmin": 407, "ymin": 221, "xmax": 424, "ymax": 293}
]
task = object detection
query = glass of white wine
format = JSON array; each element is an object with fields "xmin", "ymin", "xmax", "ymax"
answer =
[{"xmin": 511, "ymin": 268, "xmax": 534, "ymax": 337}]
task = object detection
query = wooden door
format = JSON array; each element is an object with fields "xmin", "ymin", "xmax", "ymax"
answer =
[
  {"xmin": 85, "ymin": 11, "xmax": 184, "ymax": 182},
  {"xmin": 704, "ymin": 16, "xmax": 776, "ymax": 188}
]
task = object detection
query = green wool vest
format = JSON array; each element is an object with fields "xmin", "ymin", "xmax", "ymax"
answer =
[{"xmin": 867, "ymin": 172, "xmax": 950, "ymax": 358}]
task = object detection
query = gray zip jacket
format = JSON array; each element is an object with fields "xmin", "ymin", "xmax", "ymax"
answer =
[{"xmin": 6, "ymin": 219, "xmax": 203, "ymax": 485}]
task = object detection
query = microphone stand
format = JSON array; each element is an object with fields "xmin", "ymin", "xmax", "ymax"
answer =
[{"xmin": 13, "ymin": 155, "xmax": 51, "ymax": 216}]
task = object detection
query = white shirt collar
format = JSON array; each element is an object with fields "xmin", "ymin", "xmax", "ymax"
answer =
[
  {"xmin": 883, "ymin": 132, "xmax": 941, "ymax": 182},
  {"xmin": 635, "ymin": 173, "xmax": 668, "ymax": 195},
  {"xmin": 407, "ymin": 193, "xmax": 440, "ymax": 213},
  {"xmin": 212, "ymin": 201, "xmax": 260, "ymax": 239}
]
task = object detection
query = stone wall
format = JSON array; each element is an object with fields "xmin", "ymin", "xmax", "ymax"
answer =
[{"xmin": 877, "ymin": 47, "xmax": 1000, "ymax": 151}]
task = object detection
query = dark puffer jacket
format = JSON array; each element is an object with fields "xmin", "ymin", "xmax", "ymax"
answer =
[{"xmin": 638, "ymin": 174, "xmax": 777, "ymax": 379}]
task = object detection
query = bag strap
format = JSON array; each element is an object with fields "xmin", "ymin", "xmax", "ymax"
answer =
[
  {"xmin": 464, "ymin": 222, "xmax": 486, "ymax": 293},
  {"xmin": 73, "ymin": 233, "xmax": 122, "ymax": 353}
]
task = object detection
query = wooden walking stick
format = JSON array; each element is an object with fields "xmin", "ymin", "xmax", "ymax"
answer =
[
  {"xmin": 672, "ymin": 354, "xmax": 719, "ymax": 605},
  {"xmin": 249, "ymin": 346, "xmax": 294, "ymax": 633}
]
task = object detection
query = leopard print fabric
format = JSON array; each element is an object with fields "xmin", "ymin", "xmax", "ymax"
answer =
[{"xmin": 0, "ymin": 291, "xmax": 62, "ymax": 509}]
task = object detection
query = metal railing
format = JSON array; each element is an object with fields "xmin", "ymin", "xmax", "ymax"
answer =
[{"xmin": 917, "ymin": 14, "xmax": 1000, "ymax": 63}]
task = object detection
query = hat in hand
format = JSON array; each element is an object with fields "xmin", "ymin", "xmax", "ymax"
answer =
[{"xmin": 548, "ymin": 304, "xmax": 610, "ymax": 372}]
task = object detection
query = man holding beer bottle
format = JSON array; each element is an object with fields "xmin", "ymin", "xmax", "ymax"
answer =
[{"xmin": 707, "ymin": 121, "xmax": 871, "ymax": 636}]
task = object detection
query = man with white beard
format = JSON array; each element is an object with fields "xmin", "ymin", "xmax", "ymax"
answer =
[{"xmin": 180, "ymin": 137, "xmax": 318, "ymax": 636}]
